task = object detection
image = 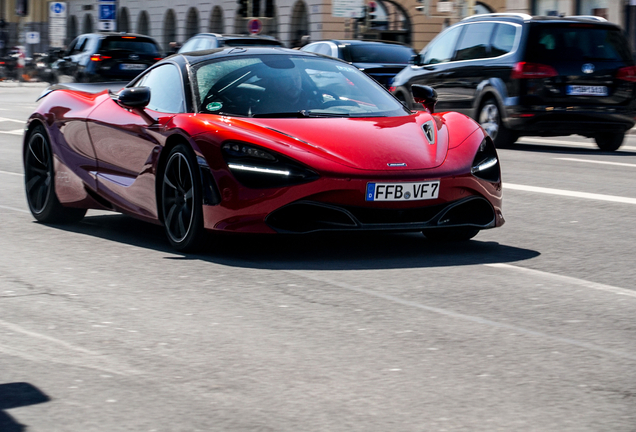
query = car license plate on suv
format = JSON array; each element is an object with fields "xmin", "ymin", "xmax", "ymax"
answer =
[
  {"xmin": 566, "ymin": 85, "xmax": 608, "ymax": 96},
  {"xmin": 120, "ymin": 64, "xmax": 148, "ymax": 71},
  {"xmin": 366, "ymin": 181, "xmax": 440, "ymax": 202}
]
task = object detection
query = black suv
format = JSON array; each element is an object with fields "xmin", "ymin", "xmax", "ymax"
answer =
[
  {"xmin": 390, "ymin": 13, "xmax": 636, "ymax": 151},
  {"xmin": 55, "ymin": 33, "xmax": 163, "ymax": 83}
]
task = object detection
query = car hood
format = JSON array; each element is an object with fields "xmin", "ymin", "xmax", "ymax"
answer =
[{"xmin": 247, "ymin": 112, "xmax": 448, "ymax": 171}]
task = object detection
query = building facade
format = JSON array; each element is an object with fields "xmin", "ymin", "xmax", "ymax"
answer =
[{"xmin": 0, "ymin": 0, "xmax": 633, "ymax": 57}]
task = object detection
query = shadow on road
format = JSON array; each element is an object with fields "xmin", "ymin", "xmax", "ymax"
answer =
[
  {"xmin": 48, "ymin": 213, "xmax": 539, "ymax": 270},
  {"xmin": 0, "ymin": 383, "xmax": 50, "ymax": 432}
]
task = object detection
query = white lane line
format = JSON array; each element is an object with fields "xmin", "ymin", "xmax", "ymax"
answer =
[
  {"xmin": 504, "ymin": 183, "xmax": 636, "ymax": 205},
  {"xmin": 286, "ymin": 270, "xmax": 636, "ymax": 361},
  {"xmin": 0, "ymin": 129, "xmax": 24, "ymax": 135},
  {"xmin": 0, "ymin": 205, "xmax": 29, "ymax": 214},
  {"xmin": 555, "ymin": 158, "xmax": 636, "ymax": 168},
  {"xmin": 0, "ymin": 116, "xmax": 25, "ymax": 123},
  {"xmin": 486, "ymin": 263, "xmax": 636, "ymax": 298},
  {"xmin": 0, "ymin": 170, "xmax": 23, "ymax": 176},
  {"xmin": 518, "ymin": 137, "xmax": 636, "ymax": 151}
]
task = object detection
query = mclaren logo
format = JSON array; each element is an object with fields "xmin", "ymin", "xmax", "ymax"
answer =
[
  {"xmin": 387, "ymin": 162, "xmax": 407, "ymax": 167},
  {"xmin": 582, "ymin": 63, "xmax": 595, "ymax": 74},
  {"xmin": 422, "ymin": 120, "xmax": 435, "ymax": 145}
]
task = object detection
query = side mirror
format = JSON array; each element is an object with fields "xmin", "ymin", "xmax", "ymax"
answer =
[
  {"xmin": 118, "ymin": 86, "xmax": 151, "ymax": 108},
  {"xmin": 409, "ymin": 54, "xmax": 423, "ymax": 67},
  {"xmin": 411, "ymin": 84, "xmax": 438, "ymax": 113}
]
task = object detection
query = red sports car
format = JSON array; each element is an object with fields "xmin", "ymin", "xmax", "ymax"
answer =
[{"xmin": 24, "ymin": 48, "xmax": 504, "ymax": 251}]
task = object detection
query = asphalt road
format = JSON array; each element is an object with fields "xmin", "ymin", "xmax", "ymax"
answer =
[{"xmin": 1, "ymin": 84, "xmax": 635, "ymax": 431}]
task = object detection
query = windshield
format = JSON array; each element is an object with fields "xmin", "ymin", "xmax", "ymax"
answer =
[
  {"xmin": 345, "ymin": 44, "xmax": 414, "ymax": 64},
  {"xmin": 101, "ymin": 37, "xmax": 161, "ymax": 55},
  {"xmin": 193, "ymin": 54, "xmax": 408, "ymax": 118}
]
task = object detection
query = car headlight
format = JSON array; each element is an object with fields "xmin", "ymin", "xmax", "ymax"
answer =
[
  {"xmin": 222, "ymin": 142, "xmax": 319, "ymax": 189},
  {"xmin": 471, "ymin": 137, "xmax": 500, "ymax": 182}
]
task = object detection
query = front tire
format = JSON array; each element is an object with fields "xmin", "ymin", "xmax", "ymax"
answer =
[
  {"xmin": 595, "ymin": 132, "xmax": 624, "ymax": 151},
  {"xmin": 160, "ymin": 144, "xmax": 205, "ymax": 252},
  {"xmin": 478, "ymin": 98, "xmax": 517, "ymax": 148},
  {"xmin": 24, "ymin": 125, "xmax": 86, "ymax": 223},
  {"xmin": 423, "ymin": 228, "xmax": 480, "ymax": 242}
]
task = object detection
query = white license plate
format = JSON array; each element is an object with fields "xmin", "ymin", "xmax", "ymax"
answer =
[
  {"xmin": 366, "ymin": 181, "xmax": 440, "ymax": 202},
  {"xmin": 120, "ymin": 63, "xmax": 147, "ymax": 71},
  {"xmin": 566, "ymin": 85, "xmax": 608, "ymax": 96}
]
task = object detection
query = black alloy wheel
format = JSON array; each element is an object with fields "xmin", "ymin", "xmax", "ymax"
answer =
[
  {"xmin": 24, "ymin": 125, "xmax": 86, "ymax": 223},
  {"xmin": 595, "ymin": 132, "xmax": 625, "ymax": 152},
  {"xmin": 423, "ymin": 228, "xmax": 480, "ymax": 242},
  {"xmin": 478, "ymin": 98, "xmax": 517, "ymax": 148},
  {"xmin": 161, "ymin": 144, "xmax": 205, "ymax": 252}
]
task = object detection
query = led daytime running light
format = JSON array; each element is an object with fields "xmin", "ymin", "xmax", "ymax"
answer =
[
  {"xmin": 472, "ymin": 157, "xmax": 498, "ymax": 173},
  {"xmin": 228, "ymin": 164, "xmax": 290, "ymax": 176}
]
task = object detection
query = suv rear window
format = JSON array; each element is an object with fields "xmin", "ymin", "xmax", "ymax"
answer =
[
  {"xmin": 222, "ymin": 39, "xmax": 283, "ymax": 47},
  {"xmin": 100, "ymin": 37, "xmax": 161, "ymax": 55},
  {"xmin": 345, "ymin": 44, "xmax": 414, "ymax": 64},
  {"xmin": 526, "ymin": 24, "xmax": 632, "ymax": 62}
]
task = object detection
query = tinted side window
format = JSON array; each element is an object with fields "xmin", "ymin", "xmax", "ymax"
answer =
[
  {"xmin": 135, "ymin": 64, "xmax": 185, "ymax": 113},
  {"xmin": 490, "ymin": 24, "xmax": 517, "ymax": 57},
  {"xmin": 421, "ymin": 26, "xmax": 462, "ymax": 65},
  {"xmin": 454, "ymin": 22, "xmax": 496, "ymax": 61},
  {"xmin": 314, "ymin": 43, "xmax": 333, "ymax": 56},
  {"xmin": 180, "ymin": 38, "xmax": 200, "ymax": 53}
]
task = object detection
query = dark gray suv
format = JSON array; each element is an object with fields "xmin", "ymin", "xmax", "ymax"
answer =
[{"xmin": 390, "ymin": 13, "xmax": 636, "ymax": 151}]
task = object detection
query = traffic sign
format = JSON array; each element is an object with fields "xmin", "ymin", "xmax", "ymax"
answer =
[
  {"xmin": 26, "ymin": 32, "xmax": 40, "ymax": 44},
  {"xmin": 49, "ymin": 2, "xmax": 67, "ymax": 48},
  {"xmin": 99, "ymin": 3, "xmax": 116, "ymax": 20},
  {"xmin": 248, "ymin": 18, "xmax": 262, "ymax": 35},
  {"xmin": 50, "ymin": 2, "xmax": 67, "ymax": 18}
]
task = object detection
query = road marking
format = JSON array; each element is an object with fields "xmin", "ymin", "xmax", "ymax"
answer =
[
  {"xmin": 555, "ymin": 158, "xmax": 636, "ymax": 168},
  {"xmin": 0, "ymin": 205, "xmax": 29, "ymax": 214},
  {"xmin": 287, "ymin": 270, "xmax": 636, "ymax": 361},
  {"xmin": 518, "ymin": 137, "xmax": 636, "ymax": 151},
  {"xmin": 504, "ymin": 183, "xmax": 636, "ymax": 205},
  {"xmin": 0, "ymin": 129, "xmax": 24, "ymax": 135},
  {"xmin": 0, "ymin": 116, "xmax": 25, "ymax": 123},
  {"xmin": 486, "ymin": 263, "xmax": 636, "ymax": 298},
  {"xmin": 0, "ymin": 170, "xmax": 23, "ymax": 176}
]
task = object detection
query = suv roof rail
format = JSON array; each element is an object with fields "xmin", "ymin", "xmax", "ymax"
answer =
[
  {"xmin": 462, "ymin": 12, "xmax": 532, "ymax": 22},
  {"xmin": 565, "ymin": 15, "xmax": 607, "ymax": 22}
]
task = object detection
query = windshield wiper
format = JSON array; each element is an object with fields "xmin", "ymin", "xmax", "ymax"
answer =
[{"xmin": 251, "ymin": 111, "xmax": 311, "ymax": 118}]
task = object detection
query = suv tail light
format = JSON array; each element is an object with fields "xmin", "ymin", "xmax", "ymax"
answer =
[
  {"xmin": 90, "ymin": 54, "xmax": 112, "ymax": 62},
  {"xmin": 616, "ymin": 66, "xmax": 636, "ymax": 82},
  {"xmin": 511, "ymin": 62, "xmax": 558, "ymax": 79}
]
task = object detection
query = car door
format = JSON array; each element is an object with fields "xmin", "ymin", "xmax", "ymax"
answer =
[
  {"xmin": 87, "ymin": 63, "xmax": 187, "ymax": 219},
  {"xmin": 407, "ymin": 25, "xmax": 463, "ymax": 111},
  {"xmin": 444, "ymin": 22, "xmax": 497, "ymax": 114}
]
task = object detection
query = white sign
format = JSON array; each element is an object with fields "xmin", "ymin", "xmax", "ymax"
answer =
[
  {"xmin": 98, "ymin": 20, "xmax": 116, "ymax": 31},
  {"xmin": 332, "ymin": 0, "xmax": 364, "ymax": 18},
  {"xmin": 437, "ymin": 1, "xmax": 454, "ymax": 13},
  {"xmin": 49, "ymin": 2, "xmax": 67, "ymax": 48},
  {"xmin": 26, "ymin": 32, "xmax": 40, "ymax": 44}
]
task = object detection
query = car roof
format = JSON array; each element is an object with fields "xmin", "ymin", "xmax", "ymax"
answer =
[
  {"xmin": 190, "ymin": 33, "xmax": 282, "ymax": 41},
  {"xmin": 315, "ymin": 39, "xmax": 412, "ymax": 47},
  {"xmin": 460, "ymin": 13, "xmax": 618, "ymax": 27},
  {"xmin": 78, "ymin": 32, "xmax": 159, "ymax": 40},
  {"xmin": 175, "ymin": 46, "xmax": 342, "ymax": 66}
]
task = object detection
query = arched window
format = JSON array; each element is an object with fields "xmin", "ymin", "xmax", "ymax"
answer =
[
  {"xmin": 137, "ymin": 11, "xmax": 151, "ymax": 36},
  {"xmin": 82, "ymin": 14, "xmax": 93, "ymax": 34},
  {"xmin": 209, "ymin": 7, "xmax": 224, "ymax": 34},
  {"xmin": 289, "ymin": 1, "xmax": 309, "ymax": 47},
  {"xmin": 185, "ymin": 8, "xmax": 200, "ymax": 39},
  {"xmin": 118, "ymin": 7, "xmax": 130, "ymax": 32},
  {"xmin": 163, "ymin": 9, "xmax": 177, "ymax": 51},
  {"xmin": 67, "ymin": 15, "xmax": 78, "ymax": 46}
]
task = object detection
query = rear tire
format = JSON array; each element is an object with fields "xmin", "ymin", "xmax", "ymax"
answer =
[
  {"xmin": 478, "ymin": 98, "xmax": 517, "ymax": 148},
  {"xmin": 24, "ymin": 125, "xmax": 87, "ymax": 224},
  {"xmin": 595, "ymin": 132, "xmax": 624, "ymax": 151},
  {"xmin": 160, "ymin": 144, "xmax": 205, "ymax": 252},
  {"xmin": 423, "ymin": 228, "xmax": 480, "ymax": 242}
]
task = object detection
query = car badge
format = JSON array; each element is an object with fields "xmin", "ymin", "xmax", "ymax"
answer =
[
  {"xmin": 129, "ymin": 54, "xmax": 140, "ymax": 60},
  {"xmin": 582, "ymin": 63, "xmax": 594, "ymax": 74},
  {"xmin": 387, "ymin": 163, "xmax": 407, "ymax": 167},
  {"xmin": 422, "ymin": 120, "xmax": 435, "ymax": 144}
]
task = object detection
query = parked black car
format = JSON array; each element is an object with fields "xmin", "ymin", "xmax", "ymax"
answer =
[
  {"xmin": 390, "ymin": 13, "xmax": 636, "ymax": 151},
  {"xmin": 301, "ymin": 39, "xmax": 416, "ymax": 88},
  {"xmin": 178, "ymin": 33, "xmax": 284, "ymax": 53},
  {"xmin": 54, "ymin": 33, "xmax": 163, "ymax": 83}
]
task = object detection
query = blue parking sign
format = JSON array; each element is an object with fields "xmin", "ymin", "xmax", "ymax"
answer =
[{"xmin": 99, "ymin": 4, "xmax": 116, "ymax": 20}]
